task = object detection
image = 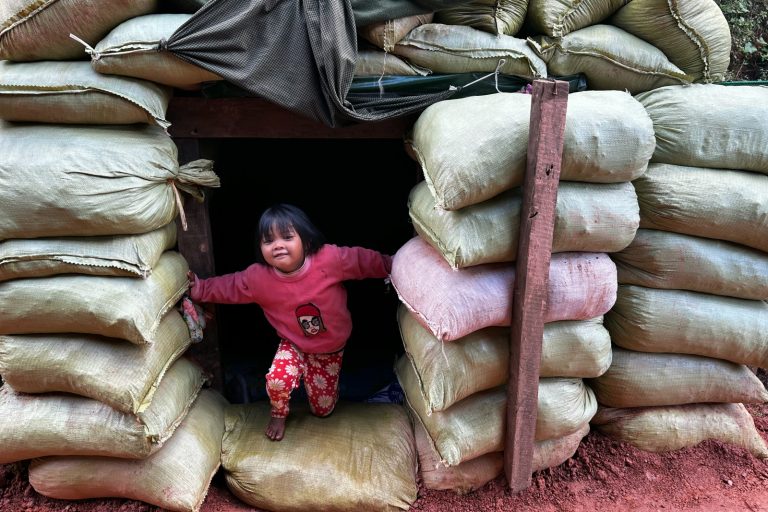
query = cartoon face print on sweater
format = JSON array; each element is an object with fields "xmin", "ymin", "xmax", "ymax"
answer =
[{"xmin": 296, "ymin": 303, "xmax": 326, "ymax": 336}]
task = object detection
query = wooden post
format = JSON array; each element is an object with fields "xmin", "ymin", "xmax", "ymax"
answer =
[{"xmin": 504, "ymin": 79, "xmax": 569, "ymax": 492}]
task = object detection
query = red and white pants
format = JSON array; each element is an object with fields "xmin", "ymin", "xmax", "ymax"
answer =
[{"xmin": 265, "ymin": 339, "xmax": 343, "ymax": 419}]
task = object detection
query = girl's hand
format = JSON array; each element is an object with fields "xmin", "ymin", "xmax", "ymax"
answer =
[{"xmin": 187, "ymin": 271, "xmax": 198, "ymax": 289}]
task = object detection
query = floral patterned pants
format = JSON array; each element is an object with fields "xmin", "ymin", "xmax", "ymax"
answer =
[{"xmin": 265, "ymin": 339, "xmax": 343, "ymax": 419}]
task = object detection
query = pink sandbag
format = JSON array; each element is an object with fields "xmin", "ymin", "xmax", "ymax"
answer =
[{"xmin": 391, "ymin": 236, "xmax": 617, "ymax": 341}]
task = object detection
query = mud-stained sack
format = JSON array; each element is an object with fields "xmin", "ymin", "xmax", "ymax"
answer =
[
  {"xmin": 0, "ymin": 222, "xmax": 177, "ymax": 282},
  {"xmin": 589, "ymin": 347, "xmax": 768, "ymax": 408},
  {"xmin": 0, "ymin": 310, "xmax": 191, "ymax": 414},
  {"xmin": 0, "ymin": 357, "xmax": 207, "ymax": 464},
  {"xmin": 409, "ymin": 179, "xmax": 638, "ymax": 268},
  {"xmin": 392, "ymin": 24, "xmax": 547, "ymax": 78},
  {"xmin": 609, "ymin": 0, "xmax": 730, "ymax": 83},
  {"xmin": 592, "ymin": 403, "xmax": 768, "ymax": 458},
  {"xmin": 398, "ymin": 305, "xmax": 611, "ymax": 413},
  {"xmin": 91, "ymin": 14, "xmax": 223, "ymax": 90},
  {"xmin": 358, "ymin": 13, "xmax": 433, "ymax": 52},
  {"xmin": 29, "ymin": 389, "xmax": 227, "ymax": 512},
  {"xmin": 636, "ymin": 164, "xmax": 768, "ymax": 253},
  {"xmin": 613, "ymin": 229, "xmax": 768, "ymax": 301},
  {"xmin": 0, "ymin": 0, "xmax": 157, "ymax": 61},
  {"xmin": 0, "ymin": 122, "xmax": 218, "ymax": 240},
  {"xmin": 391, "ymin": 236, "xmax": 617, "ymax": 341},
  {"xmin": 433, "ymin": 0, "xmax": 528, "ymax": 36},
  {"xmin": 222, "ymin": 402, "xmax": 418, "ymax": 512},
  {"xmin": 410, "ymin": 89, "xmax": 654, "ymax": 210},
  {"xmin": 0, "ymin": 60, "xmax": 172, "ymax": 129},
  {"xmin": 0, "ymin": 251, "xmax": 189, "ymax": 344},
  {"xmin": 605, "ymin": 285, "xmax": 768, "ymax": 369},
  {"xmin": 398, "ymin": 358, "xmax": 597, "ymax": 465},
  {"xmin": 355, "ymin": 49, "xmax": 431, "ymax": 76},
  {"xmin": 524, "ymin": 0, "xmax": 629, "ymax": 36},
  {"xmin": 528, "ymin": 25, "xmax": 691, "ymax": 94},
  {"xmin": 636, "ymin": 85, "xmax": 768, "ymax": 173}
]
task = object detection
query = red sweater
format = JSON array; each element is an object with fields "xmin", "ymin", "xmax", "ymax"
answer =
[{"xmin": 189, "ymin": 244, "xmax": 392, "ymax": 353}]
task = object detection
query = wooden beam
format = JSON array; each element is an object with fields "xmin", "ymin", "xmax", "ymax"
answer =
[{"xmin": 505, "ymin": 79, "xmax": 569, "ymax": 492}]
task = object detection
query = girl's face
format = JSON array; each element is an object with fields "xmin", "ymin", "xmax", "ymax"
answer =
[{"xmin": 261, "ymin": 224, "xmax": 305, "ymax": 273}]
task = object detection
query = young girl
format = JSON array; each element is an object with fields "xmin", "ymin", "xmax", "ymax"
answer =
[{"xmin": 187, "ymin": 203, "xmax": 393, "ymax": 441}]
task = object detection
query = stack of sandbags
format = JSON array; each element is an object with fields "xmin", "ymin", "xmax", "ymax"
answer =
[{"xmin": 590, "ymin": 83, "xmax": 768, "ymax": 459}]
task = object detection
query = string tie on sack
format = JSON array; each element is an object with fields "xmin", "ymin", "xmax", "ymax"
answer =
[
  {"xmin": 69, "ymin": 33, "xmax": 100, "ymax": 60},
  {"xmin": 168, "ymin": 179, "xmax": 188, "ymax": 231}
]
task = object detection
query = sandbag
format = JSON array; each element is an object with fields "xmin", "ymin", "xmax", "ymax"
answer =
[
  {"xmin": 0, "ymin": 222, "xmax": 177, "ymax": 282},
  {"xmin": 29, "ymin": 389, "xmax": 227, "ymax": 512},
  {"xmin": 410, "ymin": 89, "xmax": 654, "ymax": 210},
  {"xmin": 0, "ymin": 0, "xmax": 157, "ymax": 61},
  {"xmin": 0, "ymin": 310, "xmax": 191, "ymax": 414},
  {"xmin": 222, "ymin": 402, "xmax": 418, "ymax": 512},
  {"xmin": 635, "ymin": 85, "xmax": 768, "ymax": 173},
  {"xmin": 605, "ymin": 285, "xmax": 768, "ymax": 368},
  {"xmin": 409, "ymin": 179, "xmax": 638, "ymax": 268},
  {"xmin": 588, "ymin": 347, "xmax": 768, "ymax": 408},
  {"xmin": 0, "ymin": 357, "xmax": 207, "ymax": 463},
  {"xmin": 391, "ymin": 236, "xmax": 617, "ymax": 341},
  {"xmin": 635, "ymin": 164, "xmax": 768, "ymax": 253},
  {"xmin": 592, "ymin": 403, "xmax": 768, "ymax": 458},
  {"xmin": 524, "ymin": 0, "xmax": 629, "ymax": 36},
  {"xmin": 358, "ymin": 13, "xmax": 433, "ymax": 52},
  {"xmin": 392, "ymin": 24, "xmax": 547, "ymax": 78},
  {"xmin": 609, "ymin": 0, "xmax": 730, "ymax": 82},
  {"xmin": 91, "ymin": 14, "xmax": 223, "ymax": 90},
  {"xmin": 0, "ymin": 251, "xmax": 189, "ymax": 344},
  {"xmin": 433, "ymin": 0, "xmax": 528, "ymax": 36},
  {"xmin": 613, "ymin": 229, "xmax": 768, "ymax": 300},
  {"xmin": 0, "ymin": 60, "xmax": 172, "ymax": 129},
  {"xmin": 528, "ymin": 25, "xmax": 691, "ymax": 94},
  {"xmin": 355, "ymin": 49, "xmax": 430, "ymax": 76},
  {"xmin": 398, "ymin": 305, "xmax": 611, "ymax": 413}
]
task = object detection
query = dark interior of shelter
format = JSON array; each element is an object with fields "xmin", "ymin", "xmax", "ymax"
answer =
[{"xmin": 200, "ymin": 138, "xmax": 420, "ymax": 404}]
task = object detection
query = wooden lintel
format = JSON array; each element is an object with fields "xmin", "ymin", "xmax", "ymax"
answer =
[{"xmin": 505, "ymin": 79, "xmax": 569, "ymax": 492}]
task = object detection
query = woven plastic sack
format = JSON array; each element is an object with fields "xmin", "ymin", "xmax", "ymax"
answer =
[
  {"xmin": 29, "ymin": 389, "xmax": 227, "ymax": 512},
  {"xmin": 635, "ymin": 164, "xmax": 768, "ymax": 253},
  {"xmin": 635, "ymin": 84, "xmax": 768, "ymax": 173},
  {"xmin": 0, "ymin": 357, "xmax": 207, "ymax": 463},
  {"xmin": 613, "ymin": 229, "xmax": 768, "ymax": 300},
  {"xmin": 524, "ymin": 0, "xmax": 629, "ymax": 36},
  {"xmin": 0, "ymin": 251, "xmax": 189, "ymax": 344},
  {"xmin": 0, "ymin": 222, "xmax": 176, "ymax": 282},
  {"xmin": 222, "ymin": 401, "xmax": 418, "ymax": 512},
  {"xmin": 398, "ymin": 305, "xmax": 611, "ymax": 413},
  {"xmin": 358, "ymin": 13, "xmax": 433, "ymax": 52},
  {"xmin": 528, "ymin": 25, "xmax": 691, "ymax": 94},
  {"xmin": 434, "ymin": 0, "xmax": 528, "ymax": 36},
  {"xmin": 0, "ymin": 0, "xmax": 157, "ymax": 61},
  {"xmin": 409, "ymin": 179, "xmax": 638, "ymax": 268},
  {"xmin": 391, "ymin": 236, "xmax": 617, "ymax": 341},
  {"xmin": 410, "ymin": 89, "xmax": 654, "ymax": 210},
  {"xmin": 90, "ymin": 14, "xmax": 223, "ymax": 90},
  {"xmin": 605, "ymin": 285, "xmax": 768, "ymax": 368},
  {"xmin": 592, "ymin": 403, "xmax": 768, "ymax": 458},
  {"xmin": 0, "ymin": 309, "xmax": 191, "ymax": 414},
  {"xmin": 0, "ymin": 121, "xmax": 218, "ymax": 240},
  {"xmin": 355, "ymin": 49, "xmax": 430, "ymax": 76},
  {"xmin": 589, "ymin": 347, "xmax": 768, "ymax": 408}
]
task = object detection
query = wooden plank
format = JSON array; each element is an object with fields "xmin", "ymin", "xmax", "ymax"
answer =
[
  {"xmin": 505, "ymin": 79, "xmax": 569, "ymax": 492},
  {"xmin": 167, "ymin": 97, "xmax": 415, "ymax": 139}
]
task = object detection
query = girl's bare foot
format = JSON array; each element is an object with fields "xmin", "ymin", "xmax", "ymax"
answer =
[{"xmin": 266, "ymin": 416, "xmax": 286, "ymax": 441}]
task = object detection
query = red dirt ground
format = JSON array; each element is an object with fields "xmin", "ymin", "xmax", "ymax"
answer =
[{"xmin": 3, "ymin": 402, "xmax": 768, "ymax": 512}]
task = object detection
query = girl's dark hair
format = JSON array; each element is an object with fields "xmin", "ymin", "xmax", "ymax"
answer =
[{"xmin": 255, "ymin": 203, "xmax": 326, "ymax": 263}]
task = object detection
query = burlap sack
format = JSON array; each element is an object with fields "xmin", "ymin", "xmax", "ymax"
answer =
[
  {"xmin": 592, "ymin": 403, "xmax": 768, "ymax": 458},
  {"xmin": 391, "ymin": 236, "xmax": 617, "ymax": 341},
  {"xmin": 0, "ymin": 309, "xmax": 191, "ymax": 414},
  {"xmin": 613, "ymin": 229, "xmax": 768, "ymax": 301},
  {"xmin": 528, "ymin": 25, "xmax": 691, "ymax": 94},
  {"xmin": 434, "ymin": 0, "xmax": 528, "ymax": 36},
  {"xmin": 0, "ymin": 357, "xmax": 207, "ymax": 463},
  {"xmin": 409, "ymin": 179, "xmax": 638, "ymax": 268},
  {"xmin": 0, "ymin": 0, "xmax": 157, "ymax": 61},
  {"xmin": 398, "ymin": 305, "xmax": 611, "ymax": 412},
  {"xmin": 0, "ymin": 222, "xmax": 177, "ymax": 282},
  {"xmin": 29, "ymin": 389, "xmax": 227, "ymax": 512},
  {"xmin": 410, "ymin": 89, "xmax": 654, "ymax": 210},
  {"xmin": 358, "ymin": 13, "xmax": 433, "ymax": 52},
  {"xmin": 355, "ymin": 49, "xmax": 431, "ymax": 76},
  {"xmin": 605, "ymin": 285, "xmax": 768, "ymax": 368},
  {"xmin": 222, "ymin": 402, "xmax": 418, "ymax": 512},
  {"xmin": 0, "ymin": 251, "xmax": 189, "ymax": 344},
  {"xmin": 524, "ymin": 0, "xmax": 629, "ymax": 36},
  {"xmin": 636, "ymin": 164, "xmax": 768, "ymax": 253},
  {"xmin": 589, "ymin": 347, "xmax": 768, "ymax": 408}
]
